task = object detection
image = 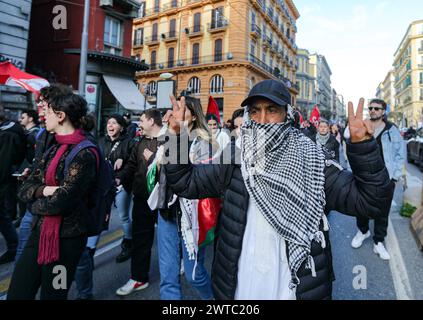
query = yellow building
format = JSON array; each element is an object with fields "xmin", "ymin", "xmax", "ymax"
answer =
[
  {"xmin": 393, "ymin": 20, "xmax": 423, "ymax": 127},
  {"xmin": 382, "ymin": 70, "xmax": 395, "ymax": 112},
  {"xmin": 132, "ymin": 0, "xmax": 299, "ymax": 122}
]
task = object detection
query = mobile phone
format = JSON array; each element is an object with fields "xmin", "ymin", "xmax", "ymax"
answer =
[{"xmin": 12, "ymin": 173, "xmax": 23, "ymax": 177}]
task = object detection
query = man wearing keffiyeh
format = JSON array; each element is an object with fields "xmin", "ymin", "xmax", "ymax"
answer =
[{"xmin": 163, "ymin": 79, "xmax": 394, "ymax": 300}]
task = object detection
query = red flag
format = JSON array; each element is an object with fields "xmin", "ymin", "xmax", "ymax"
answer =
[
  {"xmin": 0, "ymin": 62, "xmax": 49, "ymax": 98},
  {"xmin": 310, "ymin": 105, "xmax": 320, "ymax": 128},
  {"xmin": 207, "ymin": 96, "xmax": 221, "ymax": 123},
  {"xmin": 198, "ymin": 198, "xmax": 221, "ymax": 248}
]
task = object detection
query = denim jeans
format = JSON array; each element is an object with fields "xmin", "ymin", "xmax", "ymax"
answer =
[
  {"xmin": 115, "ymin": 188, "xmax": 133, "ymax": 240},
  {"xmin": 157, "ymin": 213, "xmax": 213, "ymax": 300},
  {"xmin": 15, "ymin": 210, "xmax": 34, "ymax": 262},
  {"xmin": 74, "ymin": 235, "xmax": 100, "ymax": 299},
  {"xmin": 0, "ymin": 196, "xmax": 18, "ymax": 252}
]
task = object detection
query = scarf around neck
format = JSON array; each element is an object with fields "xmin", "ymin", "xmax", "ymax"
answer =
[
  {"xmin": 316, "ymin": 133, "xmax": 330, "ymax": 146},
  {"xmin": 240, "ymin": 120, "xmax": 327, "ymax": 289},
  {"xmin": 38, "ymin": 129, "xmax": 86, "ymax": 265}
]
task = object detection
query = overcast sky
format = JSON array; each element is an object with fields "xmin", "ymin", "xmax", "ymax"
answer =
[{"xmin": 294, "ymin": 0, "xmax": 423, "ymax": 105}]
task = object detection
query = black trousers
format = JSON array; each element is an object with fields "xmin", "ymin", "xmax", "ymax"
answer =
[
  {"xmin": 356, "ymin": 215, "xmax": 389, "ymax": 244},
  {"xmin": 131, "ymin": 198, "xmax": 157, "ymax": 283},
  {"xmin": 7, "ymin": 226, "xmax": 86, "ymax": 300}
]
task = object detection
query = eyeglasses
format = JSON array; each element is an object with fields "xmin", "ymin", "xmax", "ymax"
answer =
[{"xmin": 368, "ymin": 107, "xmax": 384, "ymax": 111}]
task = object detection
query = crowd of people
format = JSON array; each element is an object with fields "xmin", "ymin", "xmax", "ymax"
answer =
[{"xmin": 0, "ymin": 78, "xmax": 403, "ymax": 300}]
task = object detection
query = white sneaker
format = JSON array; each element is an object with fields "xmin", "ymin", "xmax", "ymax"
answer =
[
  {"xmin": 116, "ymin": 279, "xmax": 149, "ymax": 296},
  {"xmin": 373, "ymin": 242, "xmax": 391, "ymax": 260},
  {"xmin": 351, "ymin": 230, "xmax": 371, "ymax": 249}
]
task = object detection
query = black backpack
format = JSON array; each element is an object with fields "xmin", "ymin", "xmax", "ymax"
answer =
[{"xmin": 64, "ymin": 140, "xmax": 117, "ymax": 236}]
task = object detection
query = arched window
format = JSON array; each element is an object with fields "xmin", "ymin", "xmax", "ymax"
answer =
[
  {"xmin": 210, "ymin": 74, "xmax": 224, "ymax": 94},
  {"xmin": 147, "ymin": 81, "xmax": 157, "ymax": 96},
  {"xmin": 214, "ymin": 39, "xmax": 222, "ymax": 62},
  {"xmin": 188, "ymin": 77, "xmax": 201, "ymax": 94}
]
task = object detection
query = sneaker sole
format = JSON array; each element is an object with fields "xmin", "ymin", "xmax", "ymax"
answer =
[{"xmin": 116, "ymin": 283, "xmax": 149, "ymax": 296}]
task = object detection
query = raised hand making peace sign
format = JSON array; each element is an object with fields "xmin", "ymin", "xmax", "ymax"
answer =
[
  {"xmin": 163, "ymin": 95, "xmax": 187, "ymax": 135},
  {"xmin": 348, "ymin": 98, "xmax": 375, "ymax": 143}
]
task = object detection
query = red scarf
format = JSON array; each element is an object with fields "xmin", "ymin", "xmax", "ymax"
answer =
[{"xmin": 37, "ymin": 129, "xmax": 86, "ymax": 265}]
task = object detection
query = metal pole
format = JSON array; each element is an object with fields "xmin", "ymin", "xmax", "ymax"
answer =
[{"xmin": 78, "ymin": 0, "xmax": 90, "ymax": 96}]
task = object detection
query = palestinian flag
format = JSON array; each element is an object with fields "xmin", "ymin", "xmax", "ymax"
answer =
[{"xmin": 197, "ymin": 198, "xmax": 221, "ymax": 248}]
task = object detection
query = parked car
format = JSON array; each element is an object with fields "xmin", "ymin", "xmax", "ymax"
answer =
[{"xmin": 407, "ymin": 127, "xmax": 423, "ymax": 169}]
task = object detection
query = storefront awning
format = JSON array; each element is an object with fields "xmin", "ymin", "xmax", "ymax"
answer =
[{"xmin": 103, "ymin": 74, "xmax": 151, "ymax": 111}]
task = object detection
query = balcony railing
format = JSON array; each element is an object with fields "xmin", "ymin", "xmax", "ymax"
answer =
[
  {"xmin": 161, "ymin": 0, "xmax": 180, "ymax": 12},
  {"xmin": 144, "ymin": 35, "xmax": 160, "ymax": 45},
  {"xmin": 145, "ymin": 6, "xmax": 161, "ymax": 17},
  {"xmin": 133, "ymin": 38, "xmax": 143, "ymax": 46},
  {"xmin": 185, "ymin": 25, "xmax": 204, "ymax": 37},
  {"xmin": 250, "ymin": 23, "xmax": 262, "ymax": 37},
  {"xmin": 161, "ymin": 31, "xmax": 178, "ymax": 42},
  {"xmin": 207, "ymin": 19, "xmax": 229, "ymax": 32}
]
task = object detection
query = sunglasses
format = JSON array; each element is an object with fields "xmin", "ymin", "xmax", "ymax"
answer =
[{"xmin": 368, "ymin": 107, "xmax": 384, "ymax": 111}]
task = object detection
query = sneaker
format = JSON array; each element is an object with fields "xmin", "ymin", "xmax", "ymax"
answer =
[
  {"xmin": 373, "ymin": 242, "xmax": 391, "ymax": 260},
  {"xmin": 0, "ymin": 250, "xmax": 16, "ymax": 265},
  {"xmin": 351, "ymin": 230, "xmax": 371, "ymax": 249},
  {"xmin": 116, "ymin": 279, "xmax": 149, "ymax": 296}
]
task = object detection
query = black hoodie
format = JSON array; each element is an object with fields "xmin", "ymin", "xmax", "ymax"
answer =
[{"xmin": 0, "ymin": 121, "xmax": 26, "ymax": 197}]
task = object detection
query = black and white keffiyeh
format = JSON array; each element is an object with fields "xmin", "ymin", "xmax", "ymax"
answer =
[{"xmin": 240, "ymin": 119, "xmax": 327, "ymax": 289}]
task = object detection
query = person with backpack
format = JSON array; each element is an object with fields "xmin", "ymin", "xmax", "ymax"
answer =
[
  {"xmin": 99, "ymin": 114, "xmax": 136, "ymax": 264},
  {"xmin": 7, "ymin": 93, "xmax": 100, "ymax": 300}
]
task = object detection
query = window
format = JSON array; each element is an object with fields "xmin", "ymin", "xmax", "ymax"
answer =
[
  {"xmin": 420, "ymin": 72, "xmax": 423, "ymax": 84},
  {"xmin": 194, "ymin": 13, "xmax": 201, "ymax": 32},
  {"xmin": 134, "ymin": 28, "xmax": 143, "ymax": 46},
  {"xmin": 147, "ymin": 81, "xmax": 157, "ymax": 96},
  {"xmin": 171, "ymin": 0, "xmax": 178, "ymax": 8},
  {"xmin": 214, "ymin": 39, "xmax": 222, "ymax": 62},
  {"xmin": 250, "ymin": 41, "xmax": 256, "ymax": 56},
  {"xmin": 262, "ymin": 52, "xmax": 266, "ymax": 64},
  {"xmin": 152, "ymin": 23, "xmax": 158, "ymax": 41},
  {"xmin": 211, "ymin": 7, "xmax": 224, "ymax": 28},
  {"xmin": 192, "ymin": 43, "xmax": 200, "ymax": 65},
  {"xmin": 210, "ymin": 74, "xmax": 224, "ymax": 94},
  {"xmin": 269, "ymin": 58, "xmax": 273, "ymax": 70},
  {"xmin": 169, "ymin": 19, "xmax": 176, "ymax": 38},
  {"xmin": 154, "ymin": 0, "xmax": 160, "ymax": 13},
  {"xmin": 138, "ymin": 2, "xmax": 146, "ymax": 18},
  {"xmin": 188, "ymin": 77, "xmax": 201, "ymax": 94},
  {"xmin": 251, "ymin": 10, "xmax": 256, "ymax": 27},
  {"xmin": 150, "ymin": 51, "xmax": 157, "ymax": 70},
  {"xmin": 104, "ymin": 16, "xmax": 122, "ymax": 55},
  {"xmin": 168, "ymin": 47, "xmax": 174, "ymax": 68}
]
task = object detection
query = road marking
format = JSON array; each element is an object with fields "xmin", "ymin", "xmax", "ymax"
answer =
[
  {"xmin": 386, "ymin": 217, "xmax": 414, "ymax": 300},
  {"xmin": 0, "ymin": 229, "xmax": 124, "ymax": 298}
]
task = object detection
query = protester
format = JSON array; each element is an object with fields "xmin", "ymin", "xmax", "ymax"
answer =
[
  {"xmin": 316, "ymin": 119, "xmax": 340, "ymax": 162},
  {"xmin": 0, "ymin": 104, "xmax": 26, "ymax": 265},
  {"xmin": 230, "ymin": 108, "xmax": 245, "ymax": 141},
  {"xmin": 115, "ymin": 109, "xmax": 163, "ymax": 296},
  {"xmin": 20, "ymin": 109, "xmax": 41, "ymax": 164},
  {"xmin": 99, "ymin": 114, "xmax": 136, "ymax": 263},
  {"xmin": 7, "ymin": 93, "xmax": 98, "ymax": 300},
  {"xmin": 123, "ymin": 112, "xmax": 138, "ymax": 139},
  {"xmin": 155, "ymin": 96, "xmax": 216, "ymax": 300},
  {"xmin": 163, "ymin": 79, "xmax": 394, "ymax": 300},
  {"xmin": 206, "ymin": 113, "xmax": 230, "ymax": 155},
  {"xmin": 351, "ymin": 98, "xmax": 405, "ymax": 260},
  {"xmin": 301, "ymin": 119, "xmax": 317, "ymax": 140}
]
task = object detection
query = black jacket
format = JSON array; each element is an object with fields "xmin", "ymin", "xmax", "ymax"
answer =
[
  {"xmin": 165, "ymin": 138, "xmax": 394, "ymax": 300},
  {"xmin": 18, "ymin": 144, "xmax": 97, "ymax": 238},
  {"xmin": 99, "ymin": 133, "xmax": 136, "ymax": 192},
  {"xmin": 0, "ymin": 121, "xmax": 26, "ymax": 198},
  {"xmin": 313, "ymin": 134, "xmax": 340, "ymax": 162},
  {"xmin": 116, "ymin": 136, "xmax": 159, "ymax": 200}
]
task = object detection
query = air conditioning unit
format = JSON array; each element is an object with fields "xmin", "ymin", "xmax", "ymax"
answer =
[
  {"xmin": 227, "ymin": 52, "xmax": 233, "ymax": 60},
  {"xmin": 161, "ymin": 33, "xmax": 166, "ymax": 39},
  {"xmin": 100, "ymin": 0, "xmax": 113, "ymax": 7},
  {"xmin": 159, "ymin": 63, "xmax": 164, "ymax": 69},
  {"xmin": 177, "ymin": 60, "xmax": 184, "ymax": 66},
  {"xmin": 184, "ymin": 28, "xmax": 190, "ymax": 34}
]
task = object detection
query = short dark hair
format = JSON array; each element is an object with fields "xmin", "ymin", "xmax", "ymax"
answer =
[
  {"xmin": 369, "ymin": 98, "xmax": 387, "ymax": 110},
  {"xmin": 205, "ymin": 113, "xmax": 219, "ymax": 124},
  {"xmin": 141, "ymin": 109, "xmax": 162, "ymax": 127},
  {"xmin": 22, "ymin": 109, "xmax": 40, "ymax": 125}
]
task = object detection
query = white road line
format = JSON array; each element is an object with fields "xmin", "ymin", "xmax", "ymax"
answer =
[{"xmin": 385, "ymin": 217, "xmax": 414, "ymax": 300}]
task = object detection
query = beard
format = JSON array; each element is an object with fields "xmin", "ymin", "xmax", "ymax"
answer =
[{"xmin": 370, "ymin": 115, "xmax": 384, "ymax": 122}]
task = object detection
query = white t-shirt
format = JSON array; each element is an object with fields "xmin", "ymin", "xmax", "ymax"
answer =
[{"xmin": 234, "ymin": 199, "xmax": 296, "ymax": 300}]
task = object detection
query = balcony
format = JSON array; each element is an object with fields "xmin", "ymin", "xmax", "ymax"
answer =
[
  {"xmin": 207, "ymin": 19, "xmax": 229, "ymax": 33},
  {"xmin": 257, "ymin": 0, "xmax": 265, "ymax": 10},
  {"xmin": 185, "ymin": 25, "xmax": 204, "ymax": 38},
  {"xmin": 266, "ymin": 7, "xmax": 274, "ymax": 20},
  {"xmin": 161, "ymin": 1, "xmax": 181, "ymax": 13},
  {"xmin": 161, "ymin": 32, "xmax": 178, "ymax": 43},
  {"xmin": 185, "ymin": 0, "xmax": 202, "ymax": 7},
  {"xmin": 250, "ymin": 23, "xmax": 262, "ymax": 38},
  {"xmin": 133, "ymin": 38, "xmax": 143, "ymax": 48},
  {"xmin": 144, "ymin": 6, "xmax": 161, "ymax": 17},
  {"xmin": 144, "ymin": 35, "xmax": 160, "ymax": 46}
]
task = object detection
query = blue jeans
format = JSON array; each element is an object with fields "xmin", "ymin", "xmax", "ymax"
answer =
[
  {"xmin": 115, "ymin": 188, "xmax": 132, "ymax": 240},
  {"xmin": 0, "ymin": 196, "xmax": 18, "ymax": 252},
  {"xmin": 15, "ymin": 210, "xmax": 33, "ymax": 262},
  {"xmin": 74, "ymin": 235, "xmax": 100, "ymax": 299},
  {"xmin": 157, "ymin": 213, "xmax": 213, "ymax": 300}
]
